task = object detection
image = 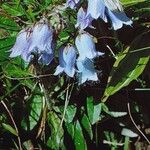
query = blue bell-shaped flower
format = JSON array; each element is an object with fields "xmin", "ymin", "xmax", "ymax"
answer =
[
  {"xmin": 28, "ymin": 17, "xmax": 54, "ymax": 65},
  {"xmin": 106, "ymin": 9, "xmax": 132, "ymax": 30},
  {"xmin": 9, "ymin": 28, "xmax": 32, "ymax": 58},
  {"xmin": 54, "ymin": 45, "xmax": 77, "ymax": 77},
  {"xmin": 75, "ymin": 32, "xmax": 104, "ymax": 60},
  {"xmin": 86, "ymin": 0, "xmax": 132, "ymax": 30},
  {"xmin": 75, "ymin": 7, "xmax": 93, "ymax": 30},
  {"xmin": 10, "ymin": 17, "xmax": 54, "ymax": 65},
  {"xmin": 87, "ymin": 0, "xmax": 107, "ymax": 21},
  {"xmin": 77, "ymin": 58, "xmax": 98, "ymax": 84}
]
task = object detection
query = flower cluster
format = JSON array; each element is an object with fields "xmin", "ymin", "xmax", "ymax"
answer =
[
  {"xmin": 10, "ymin": 21, "xmax": 102, "ymax": 84},
  {"xmin": 67, "ymin": 0, "xmax": 132, "ymax": 30},
  {"xmin": 10, "ymin": 0, "xmax": 133, "ymax": 84},
  {"xmin": 10, "ymin": 17, "xmax": 54, "ymax": 65},
  {"xmin": 54, "ymin": 32, "xmax": 103, "ymax": 84}
]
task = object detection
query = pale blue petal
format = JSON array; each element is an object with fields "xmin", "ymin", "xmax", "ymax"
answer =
[
  {"xmin": 64, "ymin": 67, "xmax": 75, "ymax": 77},
  {"xmin": 75, "ymin": 33, "xmax": 102, "ymax": 60},
  {"xmin": 9, "ymin": 29, "xmax": 31, "ymax": 58},
  {"xmin": 76, "ymin": 7, "xmax": 93, "ymax": 30},
  {"xmin": 54, "ymin": 45, "xmax": 77, "ymax": 77},
  {"xmin": 87, "ymin": 0, "xmax": 107, "ymax": 22},
  {"xmin": 38, "ymin": 53, "xmax": 53, "ymax": 65},
  {"xmin": 107, "ymin": 9, "xmax": 132, "ymax": 30},
  {"xmin": 63, "ymin": 46, "xmax": 76, "ymax": 65},
  {"xmin": 103, "ymin": 0, "xmax": 123, "ymax": 12},
  {"xmin": 77, "ymin": 58, "xmax": 98, "ymax": 84},
  {"xmin": 21, "ymin": 49, "xmax": 33, "ymax": 62},
  {"xmin": 66, "ymin": 0, "xmax": 80, "ymax": 9},
  {"xmin": 54, "ymin": 65, "xmax": 64, "ymax": 76},
  {"xmin": 28, "ymin": 18, "xmax": 53, "ymax": 53}
]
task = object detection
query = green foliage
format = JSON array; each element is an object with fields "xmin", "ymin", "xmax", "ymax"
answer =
[{"xmin": 103, "ymin": 32, "xmax": 150, "ymax": 101}]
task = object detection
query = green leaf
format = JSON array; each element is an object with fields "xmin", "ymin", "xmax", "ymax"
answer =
[
  {"xmin": 65, "ymin": 122, "xmax": 75, "ymax": 139},
  {"xmin": 2, "ymin": 123, "xmax": 18, "ymax": 136},
  {"xmin": 0, "ymin": 37, "xmax": 16, "ymax": 61},
  {"xmin": 87, "ymin": 97, "xmax": 102, "ymax": 124},
  {"xmin": 2, "ymin": 4, "xmax": 24, "ymax": 17},
  {"xmin": 0, "ymin": 14, "xmax": 20, "ymax": 31},
  {"xmin": 86, "ymin": 97, "xmax": 94, "ymax": 124},
  {"xmin": 47, "ymin": 111, "xmax": 64, "ymax": 150},
  {"xmin": 81, "ymin": 114, "xmax": 93, "ymax": 140},
  {"xmin": 3, "ymin": 63, "xmax": 33, "ymax": 78},
  {"xmin": 102, "ymin": 32, "xmax": 150, "ymax": 102},
  {"xmin": 92, "ymin": 103, "xmax": 102, "ymax": 124},
  {"xmin": 74, "ymin": 120, "xmax": 87, "ymax": 150},
  {"xmin": 29, "ymin": 95, "xmax": 42, "ymax": 130},
  {"xmin": 65, "ymin": 105, "xmax": 77, "ymax": 123},
  {"xmin": 121, "ymin": 0, "xmax": 147, "ymax": 6}
]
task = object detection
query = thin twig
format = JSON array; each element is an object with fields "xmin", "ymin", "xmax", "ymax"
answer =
[
  {"xmin": 127, "ymin": 103, "xmax": 150, "ymax": 144},
  {"xmin": 59, "ymin": 84, "xmax": 70, "ymax": 128},
  {"xmin": 4, "ymin": 73, "xmax": 53, "ymax": 80},
  {"xmin": 39, "ymin": 83, "xmax": 51, "ymax": 109},
  {"xmin": 106, "ymin": 45, "xmax": 116, "ymax": 58},
  {"xmin": 1, "ymin": 101, "xmax": 22, "ymax": 150},
  {"xmin": 103, "ymin": 140, "xmax": 124, "ymax": 146}
]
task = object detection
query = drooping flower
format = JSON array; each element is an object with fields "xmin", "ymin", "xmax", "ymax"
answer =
[
  {"xmin": 75, "ymin": 7, "xmax": 93, "ymax": 30},
  {"xmin": 9, "ymin": 28, "xmax": 32, "ymax": 58},
  {"xmin": 54, "ymin": 45, "xmax": 77, "ymax": 77},
  {"xmin": 75, "ymin": 32, "xmax": 104, "ymax": 60},
  {"xmin": 66, "ymin": 0, "xmax": 80, "ymax": 9},
  {"xmin": 87, "ymin": 0, "xmax": 107, "ymax": 21},
  {"xmin": 27, "ymin": 17, "xmax": 54, "ymax": 65},
  {"xmin": 77, "ymin": 58, "xmax": 98, "ymax": 84},
  {"xmin": 86, "ymin": 0, "xmax": 132, "ymax": 30},
  {"xmin": 106, "ymin": 9, "xmax": 132, "ymax": 30},
  {"xmin": 9, "ymin": 17, "xmax": 54, "ymax": 65}
]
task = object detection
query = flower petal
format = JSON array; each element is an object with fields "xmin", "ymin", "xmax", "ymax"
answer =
[
  {"xmin": 29, "ymin": 18, "xmax": 53, "ymax": 54},
  {"xmin": 87, "ymin": 0, "xmax": 107, "ymax": 22},
  {"xmin": 107, "ymin": 9, "xmax": 132, "ymax": 30},
  {"xmin": 54, "ymin": 65, "xmax": 64, "ymax": 76},
  {"xmin": 76, "ymin": 7, "xmax": 93, "ymax": 30},
  {"xmin": 77, "ymin": 58, "xmax": 98, "ymax": 84},
  {"xmin": 54, "ymin": 45, "xmax": 77, "ymax": 77},
  {"xmin": 75, "ymin": 33, "xmax": 103, "ymax": 60},
  {"xmin": 9, "ymin": 29, "xmax": 31, "ymax": 58},
  {"xmin": 38, "ymin": 53, "xmax": 53, "ymax": 65},
  {"xmin": 66, "ymin": 0, "xmax": 80, "ymax": 9}
]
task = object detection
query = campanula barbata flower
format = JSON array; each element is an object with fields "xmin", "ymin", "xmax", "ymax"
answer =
[
  {"xmin": 86, "ymin": 0, "xmax": 132, "ymax": 30},
  {"xmin": 75, "ymin": 32, "xmax": 104, "ymax": 60},
  {"xmin": 106, "ymin": 9, "xmax": 133, "ymax": 30},
  {"xmin": 9, "ymin": 28, "xmax": 31, "ymax": 58},
  {"xmin": 9, "ymin": 17, "xmax": 54, "ymax": 65},
  {"xmin": 77, "ymin": 58, "xmax": 98, "ymax": 84},
  {"xmin": 75, "ymin": 7, "xmax": 93, "ymax": 30},
  {"xmin": 54, "ymin": 45, "xmax": 77, "ymax": 77},
  {"xmin": 87, "ymin": 0, "xmax": 107, "ymax": 21},
  {"xmin": 66, "ymin": 0, "xmax": 80, "ymax": 9},
  {"xmin": 27, "ymin": 17, "xmax": 54, "ymax": 65}
]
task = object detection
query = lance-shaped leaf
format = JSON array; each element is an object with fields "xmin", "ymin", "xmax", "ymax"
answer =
[{"xmin": 102, "ymin": 32, "xmax": 150, "ymax": 102}]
